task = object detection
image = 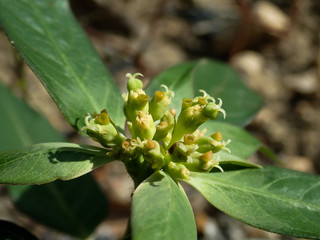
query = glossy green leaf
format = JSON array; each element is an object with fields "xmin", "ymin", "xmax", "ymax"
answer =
[
  {"xmin": 146, "ymin": 59, "xmax": 263, "ymax": 126},
  {"xmin": 0, "ymin": 0, "xmax": 124, "ymax": 130},
  {"xmin": 201, "ymin": 121, "xmax": 261, "ymax": 159},
  {"xmin": 217, "ymin": 152, "xmax": 261, "ymax": 171},
  {"xmin": 186, "ymin": 166, "xmax": 320, "ymax": 239},
  {"xmin": 0, "ymin": 83, "xmax": 108, "ymax": 237},
  {"xmin": 0, "ymin": 143, "xmax": 112, "ymax": 184},
  {"xmin": 0, "ymin": 220, "xmax": 38, "ymax": 240},
  {"xmin": 7, "ymin": 174, "xmax": 108, "ymax": 238},
  {"xmin": 132, "ymin": 171, "xmax": 197, "ymax": 240},
  {"xmin": 0, "ymin": 84, "xmax": 63, "ymax": 150}
]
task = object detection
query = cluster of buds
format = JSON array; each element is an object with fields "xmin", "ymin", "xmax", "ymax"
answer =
[{"xmin": 82, "ymin": 73, "xmax": 231, "ymax": 182}]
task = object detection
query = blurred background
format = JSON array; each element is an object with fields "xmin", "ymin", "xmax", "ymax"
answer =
[{"xmin": 0, "ymin": 0, "xmax": 320, "ymax": 239}]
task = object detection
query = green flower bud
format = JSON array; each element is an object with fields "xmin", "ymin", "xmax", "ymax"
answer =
[
  {"xmin": 153, "ymin": 109, "xmax": 176, "ymax": 144},
  {"xmin": 170, "ymin": 105, "xmax": 208, "ymax": 145},
  {"xmin": 124, "ymin": 90, "xmax": 150, "ymax": 122},
  {"xmin": 168, "ymin": 142, "xmax": 190, "ymax": 162},
  {"xmin": 196, "ymin": 134, "xmax": 231, "ymax": 153},
  {"xmin": 184, "ymin": 151, "xmax": 223, "ymax": 172},
  {"xmin": 142, "ymin": 139, "xmax": 165, "ymax": 169},
  {"xmin": 181, "ymin": 98, "xmax": 193, "ymax": 111},
  {"xmin": 149, "ymin": 85, "xmax": 174, "ymax": 121},
  {"xmin": 183, "ymin": 134, "xmax": 198, "ymax": 153},
  {"xmin": 211, "ymin": 131, "xmax": 223, "ymax": 141},
  {"xmin": 133, "ymin": 111, "xmax": 156, "ymax": 140},
  {"xmin": 184, "ymin": 134, "xmax": 196, "ymax": 145},
  {"xmin": 126, "ymin": 73, "xmax": 143, "ymax": 91},
  {"xmin": 123, "ymin": 73, "xmax": 150, "ymax": 123},
  {"xmin": 121, "ymin": 139, "xmax": 138, "ymax": 157},
  {"xmin": 153, "ymin": 121, "xmax": 170, "ymax": 141},
  {"xmin": 82, "ymin": 110, "xmax": 125, "ymax": 148},
  {"xmin": 169, "ymin": 90, "xmax": 226, "ymax": 146},
  {"xmin": 167, "ymin": 162, "xmax": 190, "ymax": 180},
  {"xmin": 202, "ymin": 99, "xmax": 226, "ymax": 120}
]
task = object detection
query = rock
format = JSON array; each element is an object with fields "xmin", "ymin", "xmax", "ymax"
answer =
[
  {"xmin": 282, "ymin": 69, "xmax": 319, "ymax": 95},
  {"xmin": 252, "ymin": 0, "xmax": 291, "ymax": 36},
  {"xmin": 283, "ymin": 155, "xmax": 314, "ymax": 173},
  {"xmin": 230, "ymin": 51, "xmax": 265, "ymax": 78}
]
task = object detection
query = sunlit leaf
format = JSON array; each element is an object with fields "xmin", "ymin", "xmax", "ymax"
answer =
[
  {"xmin": 132, "ymin": 171, "xmax": 197, "ymax": 240},
  {"xmin": 186, "ymin": 167, "xmax": 320, "ymax": 239},
  {"xmin": 0, "ymin": 0, "xmax": 124, "ymax": 130},
  {"xmin": 0, "ymin": 143, "xmax": 112, "ymax": 184}
]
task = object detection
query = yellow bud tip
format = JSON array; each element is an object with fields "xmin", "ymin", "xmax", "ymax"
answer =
[
  {"xmin": 137, "ymin": 94, "xmax": 150, "ymax": 103},
  {"xmin": 184, "ymin": 134, "xmax": 196, "ymax": 145},
  {"xmin": 96, "ymin": 110, "xmax": 110, "ymax": 125},
  {"xmin": 154, "ymin": 91, "xmax": 166, "ymax": 101},
  {"xmin": 121, "ymin": 140, "xmax": 130, "ymax": 149},
  {"xmin": 145, "ymin": 139, "xmax": 156, "ymax": 150},
  {"xmin": 182, "ymin": 98, "xmax": 193, "ymax": 109},
  {"xmin": 169, "ymin": 108, "xmax": 176, "ymax": 116},
  {"xmin": 158, "ymin": 121, "xmax": 168, "ymax": 129},
  {"xmin": 211, "ymin": 131, "xmax": 223, "ymax": 141},
  {"xmin": 200, "ymin": 151, "xmax": 213, "ymax": 163},
  {"xmin": 198, "ymin": 97, "xmax": 207, "ymax": 105}
]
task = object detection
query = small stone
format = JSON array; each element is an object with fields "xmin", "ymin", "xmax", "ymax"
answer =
[
  {"xmin": 231, "ymin": 51, "xmax": 265, "ymax": 78},
  {"xmin": 283, "ymin": 69, "xmax": 319, "ymax": 95},
  {"xmin": 253, "ymin": 0, "xmax": 290, "ymax": 36}
]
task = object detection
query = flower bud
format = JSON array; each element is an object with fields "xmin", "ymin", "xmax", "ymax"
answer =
[
  {"xmin": 169, "ymin": 90, "xmax": 226, "ymax": 146},
  {"xmin": 167, "ymin": 162, "xmax": 190, "ymax": 180},
  {"xmin": 153, "ymin": 109, "xmax": 176, "ymax": 143},
  {"xmin": 170, "ymin": 105, "xmax": 208, "ymax": 145},
  {"xmin": 133, "ymin": 111, "xmax": 156, "ymax": 140},
  {"xmin": 124, "ymin": 91, "xmax": 150, "ymax": 122},
  {"xmin": 184, "ymin": 134, "xmax": 196, "ymax": 145},
  {"xmin": 126, "ymin": 73, "xmax": 143, "ymax": 91},
  {"xmin": 149, "ymin": 85, "xmax": 174, "ymax": 121},
  {"xmin": 211, "ymin": 131, "xmax": 223, "ymax": 141},
  {"xmin": 168, "ymin": 142, "xmax": 189, "ymax": 162},
  {"xmin": 142, "ymin": 139, "xmax": 165, "ymax": 169},
  {"xmin": 202, "ymin": 99, "xmax": 226, "ymax": 120},
  {"xmin": 184, "ymin": 151, "xmax": 223, "ymax": 172},
  {"xmin": 153, "ymin": 121, "xmax": 170, "ymax": 141},
  {"xmin": 196, "ymin": 135, "xmax": 231, "ymax": 153},
  {"xmin": 82, "ymin": 110, "xmax": 125, "ymax": 148}
]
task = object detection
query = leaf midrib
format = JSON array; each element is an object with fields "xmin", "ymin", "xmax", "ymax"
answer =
[{"xmin": 29, "ymin": 1, "xmax": 101, "ymax": 112}]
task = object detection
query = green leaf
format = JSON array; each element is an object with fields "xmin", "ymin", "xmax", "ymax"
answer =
[
  {"xmin": 0, "ymin": 143, "xmax": 112, "ymax": 184},
  {"xmin": 146, "ymin": 59, "xmax": 263, "ymax": 126},
  {"xmin": 217, "ymin": 152, "xmax": 261, "ymax": 171},
  {"xmin": 0, "ymin": 83, "xmax": 108, "ymax": 237},
  {"xmin": 132, "ymin": 171, "xmax": 197, "ymax": 240},
  {"xmin": 186, "ymin": 166, "xmax": 320, "ymax": 239},
  {"xmin": 0, "ymin": 220, "xmax": 38, "ymax": 240},
  {"xmin": 0, "ymin": 84, "xmax": 63, "ymax": 150},
  {"xmin": 201, "ymin": 121, "xmax": 261, "ymax": 159},
  {"xmin": 7, "ymin": 174, "xmax": 108, "ymax": 238},
  {"xmin": 0, "ymin": 0, "xmax": 124, "ymax": 130}
]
